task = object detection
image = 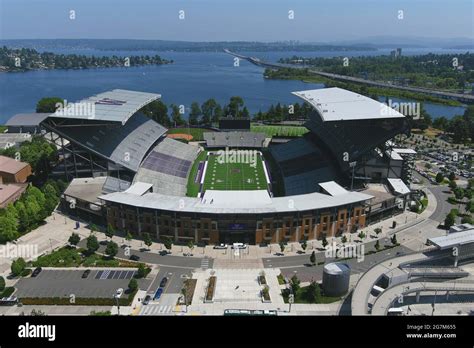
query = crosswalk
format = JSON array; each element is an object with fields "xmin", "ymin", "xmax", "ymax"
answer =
[
  {"xmin": 139, "ymin": 304, "xmax": 174, "ymax": 315},
  {"xmin": 201, "ymin": 257, "xmax": 210, "ymax": 269}
]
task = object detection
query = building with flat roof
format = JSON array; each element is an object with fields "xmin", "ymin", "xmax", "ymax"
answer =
[
  {"xmin": 0, "ymin": 183, "xmax": 27, "ymax": 208},
  {"xmin": 0, "ymin": 155, "xmax": 32, "ymax": 184}
]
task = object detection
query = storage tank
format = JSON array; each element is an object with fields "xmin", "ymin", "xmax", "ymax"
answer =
[{"xmin": 322, "ymin": 262, "xmax": 351, "ymax": 297}]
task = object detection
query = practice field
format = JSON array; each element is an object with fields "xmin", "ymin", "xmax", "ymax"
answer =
[
  {"xmin": 250, "ymin": 124, "xmax": 308, "ymax": 137},
  {"xmin": 203, "ymin": 152, "xmax": 268, "ymax": 191}
]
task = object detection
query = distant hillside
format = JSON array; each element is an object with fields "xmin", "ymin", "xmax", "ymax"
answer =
[{"xmin": 0, "ymin": 39, "xmax": 378, "ymax": 52}]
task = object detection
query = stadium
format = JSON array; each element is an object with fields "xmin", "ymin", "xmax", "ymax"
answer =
[{"xmin": 12, "ymin": 87, "xmax": 414, "ymax": 245}]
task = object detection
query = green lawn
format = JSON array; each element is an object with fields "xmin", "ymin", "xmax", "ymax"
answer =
[
  {"xmin": 203, "ymin": 152, "xmax": 268, "ymax": 191},
  {"xmin": 251, "ymin": 124, "xmax": 308, "ymax": 137},
  {"xmin": 282, "ymin": 286, "xmax": 341, "ymax": 304}
]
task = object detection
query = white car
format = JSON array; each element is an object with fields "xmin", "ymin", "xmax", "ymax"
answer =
[
  {"xmin": 114, "ymin": 288, "xmax": 124, "ymax": 298},
  {"xmin": 231, "ymin": 243, "xmax": 247, "ymax": 249},
  {"xmin": 213, "ymin": 243, "xmax": 228, "ymax": 249}
]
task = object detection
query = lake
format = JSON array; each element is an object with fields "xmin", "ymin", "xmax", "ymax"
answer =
[{"xmin": 0, "ymin": 48, "xmax": 469, "ymax": 124}]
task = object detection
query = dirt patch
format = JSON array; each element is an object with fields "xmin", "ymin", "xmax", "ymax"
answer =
[{"xmin": 167, "ymin": 133, "xmax": 193, "ymax": 141}]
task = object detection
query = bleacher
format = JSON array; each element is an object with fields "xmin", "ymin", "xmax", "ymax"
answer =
[
  {"xmin": 203, "ymin": 131, "xmax": 265, "ymax": 148},
  {"xmin": 304, "ymin": 114, "xmax": 408, "ymax": 172},
  {"xmin": 269, "ymin": 136, "xmax": 342, "ymax": 195},
  {"xmin": 134, "ymin": 138, "xmax": 201, "ymax": 196}
]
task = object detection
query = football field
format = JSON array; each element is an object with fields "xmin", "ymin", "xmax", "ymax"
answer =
[{"xmin": 203, "ymin": 153, "xmax": 268, "ymax": 191}]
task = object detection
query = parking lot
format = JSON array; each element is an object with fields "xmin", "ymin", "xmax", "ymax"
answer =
[{"xmin": 15, "ymin": 269, "xmax": 151, "ymax": 298}]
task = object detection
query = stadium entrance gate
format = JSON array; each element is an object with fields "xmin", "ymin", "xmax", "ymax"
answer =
[{"xmin": 219, "ymin": 227, "xmax": 255, "ymax": 245}]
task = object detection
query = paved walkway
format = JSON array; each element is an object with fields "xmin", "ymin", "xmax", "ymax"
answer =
[{"xmin": 0, "ymin": 212, "xmax": 90, "ymax": 278}]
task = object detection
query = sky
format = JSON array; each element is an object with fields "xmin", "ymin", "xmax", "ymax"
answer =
[{"xmin": 0, "ymin": 0, "xmax": 472, "ymax": 42}]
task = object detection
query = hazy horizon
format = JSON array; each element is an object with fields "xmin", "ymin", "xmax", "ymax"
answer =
[{"xmin": 0, "ymin": 0, "xmax": 472, "ymax": 42}]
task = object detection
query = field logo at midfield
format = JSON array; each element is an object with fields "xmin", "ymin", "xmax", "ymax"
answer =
[
  {"xmin": 54, "ymin": 100, "xmax": 96, "ymax": 119},
  {"xmin": 380, "ymin": 99, "xmax": 421, "ymax": 119},
  {"xmin": 216, "ymin": 147, "xmax": 258, "ymax": 168},
  {"xmin": 325, "ymin": 242, "xmax": 365, "ymax": 263}
]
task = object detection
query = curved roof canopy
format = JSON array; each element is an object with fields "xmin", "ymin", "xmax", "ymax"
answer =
[
  {"xmin": 292, "ymin": 87, "xmax": 406, "ymax": 122},
  {"xmin": 48, "ymin": 89, "xmax": 161, "ymax": 125}
]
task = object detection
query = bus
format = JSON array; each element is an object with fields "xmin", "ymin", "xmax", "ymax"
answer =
[{"xmin": 387, "ymin": 307, "xmax": 404, "ymax": 316}]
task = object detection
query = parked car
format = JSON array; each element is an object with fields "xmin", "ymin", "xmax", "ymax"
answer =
[
  {"xmin": 82, "ymin": 269, "xmax": 91, "ymax": 279},
  {"xmin": 153, "ymin": 288, "xmax": 163, "ymax": 301},
  {"xmin": 115, "ymin": 288, "xmax": 124, "ymax": 299},
  {"xmin": 231, "ymin": 243, "xmax": 247, "ymax": 249},
  {"xmin": 213, "ymin": 243, "xmax": 228, "ymax": 249},
  {"xmin": 143, "ymin": 295, "xmax": 151, "ymax": 305},
  {"xmin": 0, "ymin": 296, "xmax": 18, "ymax": 306},
  {"xmin": 159, "ymin": 277, "xmax": 168, "ymax": 288},
  {"xmin": 31, "ymin": 267, "xmax": 42, "ymax": 277},
  {"xmin": 129, "ymin": 255, "xmax": 140, "ymax": 261}
]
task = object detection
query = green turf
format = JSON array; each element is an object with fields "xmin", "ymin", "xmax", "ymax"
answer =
[
  {"xmin": 186, "ymin": 150, "xmax": 208, "ymax": 197},
  {"xmin": 203, "ymin": 152, "xmax": 268, "ymax": 191},
  {"xmin": 250, "ymin": 124, "xmax": 308, "ymax": 137}
]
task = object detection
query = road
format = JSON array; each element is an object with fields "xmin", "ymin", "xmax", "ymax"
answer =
[{"xmin": 224, "ymin": 49, "xmax": 474, "ymax": 103}]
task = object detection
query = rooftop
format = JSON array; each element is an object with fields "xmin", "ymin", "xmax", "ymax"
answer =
[
  {"xmin": 0, "ymin": 155, "xmax": 30, "ymax": 175},
  {"xmin": 292, "ymin": 87, "xmax": 406, "ymax": 122},
  {"xmin": 5, "ymin": 113, "xmax": 50, "ymax": 127},
  {"xmin": 99, "ymin": 184, "xmax": 372, "ymax": 214},
  {"xmin": 63, "ymin": 176, "xmax": 107, "ymax": 204},
  {"xmin": 428, "ymin": 228, "xmax": 474, "ymax": 249},
  {"xmin": 0, "ymin": 184, "xmax": 25, "ymax": 205},
  {"xmin": 387, "ymin": 178, "xmax": 411, "ymax": 195},
  {"xmin": 47, "ymin": 89, "xmax": 161, "ymax": 125}
]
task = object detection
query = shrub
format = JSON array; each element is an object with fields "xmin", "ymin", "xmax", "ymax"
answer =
[{"xmin": 0, "ymin": 276, "xmax": 5, "ymax": 292}]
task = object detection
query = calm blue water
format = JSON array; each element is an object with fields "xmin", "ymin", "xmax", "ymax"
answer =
[{"xmin": 0, "ymin": 48, "xmax": 468, "ymax": 123}]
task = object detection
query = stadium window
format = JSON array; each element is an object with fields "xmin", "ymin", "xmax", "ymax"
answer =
[
  {"xmin": 257, "ymin": 222, "xmax": 262, "ymax": 229},
  {"xmin": 203, "ymin": 222, "xmax": 209, "ymax": 229},
  {"xmin": 176, "ymin": 221, "xmax": 181, "ymax": 228},
  {"xmin": 196, "ymin": 223, "xmax": 201, "ymax": 229}
]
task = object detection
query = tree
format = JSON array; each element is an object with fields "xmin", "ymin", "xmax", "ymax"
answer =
[
  {"xmin": 307, "ymin": 281, "xmax": 321, "ymax": 303},
  {"xmin": 341, "ymin": 235, "xmax": 347, "ymax": 244},
  {"xmin": 435, "ymin": 172, "xmax": 444, "ymax": 183},
  {"xmin": 0, "ymin": 276, "xmax": 5, "ymax": 292},
  {"xmin": 448, "ymin": 172, "xmax": 456, "ymax": 181},
  {"xmin": 36, "ymin": 97, "xmax": 63, "ymax": 113},
  {"xmin": 105, "ymin": 224, "xmax": 115, "ymax": 240},
  {"xmin": 170, "ymin": 104, "xmax": 185, "ymax": 126},
  {"xmin": 128, "ymin": 278, "xmax": 138, "ymax": 292},
  {"xmin": 310, "ymin": 251, "xmax": 316, "ymax": 266},
  {"xmin": 68, "ymin": 233, "xmax": 80, "ymax": 246},
  {"xmin": 11, "ymin": 257, "xmax": 26, "ymax": 277},
  {"xmin": 454, "ymin": 188, "xmax": 465, "ymax": 200},
  {"xmin": 444, "ymin": 213, "xmax": 455, "ymax": 229},
  {"xmin": 374, "ymin": 227, "xmax": 382, "ymax": 236},
  {"xmin": 163, "ymin": 237, "xmax": 173, "ymax": 253},
  {"xmin": 42, "ymin": 183, "xmax": 59, "ymax": 213},
  {"xmin": 0, "ymin": 215, "xmax": 19, "ymax": 243},
  {"xmin": 374, "ymin": 240, "xmax": 381, "ymax": 251},
  {"xmin": 290, "ymin": 274, "xmax": 300, "ymax": 294},
  {"xmin": 125, "ymin": 232, "xmax": 133, "ymax": 246},
  {"xmin": 143, "ymin": 233, "xmax": 152, "ymax": 248},
  {"xmin": 322, "ymin": 235, "xmax": 328, "ymax": 248},
  {"xmin": 187, "ymin": 240, "xmax": 195, "ymax": 254},
  {"xmin": 391, "ymin": 234, "xmax": 398, "ymax": 245},
  {"xmin": 201, "ymin": 99, "xmax": 217, "ymax": 125},
  {"xmin": 86, "ymin": 235, "xmax": 99, "ymax": 254},
  {"xmin": 137, "ymin": 263, "xmax": 147, "ymax": 278},
  {"xmin": 449, "ymin": 180, "xmax": 457, "ymax": 190},
  {"xmin": 105, "ymin": 241, "xmax": 118, "ymax": 258},
  {"xmin": 300, "ymin": 239, "xmax": 307, "ymax": 252},
  {"xmin": 358, "ymin": 231, "xmax": 366, "ymax": 240},
  {"xmin": 189, "ymin": 102, "xmax": 201, "ymax": 125},
  {"xmin": 279, "ymin": 241, "xmax": 285, "ymax": 253}
]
